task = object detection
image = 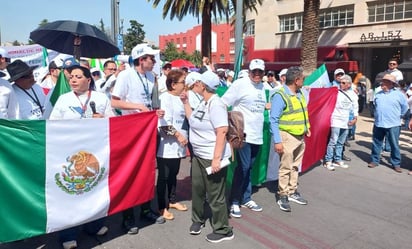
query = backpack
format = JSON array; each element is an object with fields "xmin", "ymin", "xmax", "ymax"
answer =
[{"xmin": 226, "ymin": 111, "xmax": 245, "ymax": 149}]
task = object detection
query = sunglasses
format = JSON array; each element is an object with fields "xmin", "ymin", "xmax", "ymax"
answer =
[
  {"xmin": 92, "ymin": 71, "xmax": 101, "ymax": 76},
  {"xmin": 388, "ymin": 63, "xmax": 397, "ymax": 66},
  {"xmin": 251, "ymin": 69, "xmax": 264, "ymax": 75},
  {"xmin": 336, "ymin": 73, "xmax": 344, "ymax": 77}
]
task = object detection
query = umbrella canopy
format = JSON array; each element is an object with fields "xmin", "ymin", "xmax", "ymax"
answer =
[
  {"xmin": 30, "ymin": 20, "xmax": 120, "ymax": 59},
  {"xmin": 170, "ymin": 59, "xmax": 195, "ymax": 68}
]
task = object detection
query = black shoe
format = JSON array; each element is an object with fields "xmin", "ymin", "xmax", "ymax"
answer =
[
  {"xmin": 344, "ymin": 141, "xmax": 350, "ymax": 147},
  {"xmin": 189, "ymin": 222, "xmax": 205, "ymax": 235},
  {"xmin": 205, "ymin": 231, "xmax": 234, "ymax": 243},
  {"xmin": 342, "ymin": 154, "xmax": 351, "ymax": 161},
  {"xmin": 141, "ymin": 210, "xmax": 166, "ymax": 224},
  {"xmin": 123, "ymin": 218, "xmax": 138, "ymax": 235}
]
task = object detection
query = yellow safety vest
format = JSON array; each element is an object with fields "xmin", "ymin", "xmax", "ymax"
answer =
[{"xmin": 276, "ymin": 88, "xmax": 309, "ymax": 136}]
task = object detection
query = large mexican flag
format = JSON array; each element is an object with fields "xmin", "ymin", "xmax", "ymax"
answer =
[{"xmin": 0, "ymin": 112, "xmax": 158, "ymax": 243}]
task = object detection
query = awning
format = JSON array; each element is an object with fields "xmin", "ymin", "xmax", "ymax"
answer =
[{"xmin": 398, "ymin": 61, "xmax": 412, "ymax": 71}]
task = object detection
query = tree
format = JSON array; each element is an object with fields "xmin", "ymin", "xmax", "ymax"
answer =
[
  {"xmin": 300, "ymin": 0, "xmax": 320, "ymax": 75},
  {"xmin": 28, "ymin": 19, "xmax": 50, "ymax": 44},
  {"xmin": 148, "ymin": 0, "xmax": 262, "ymax": 63},
  {"xmin": 123, "ymin": 20, "xmax": 146, "ymax": 54},
  {"xmin": 99, "ymin": 18, "xmax": 106, "ymax": 33}
]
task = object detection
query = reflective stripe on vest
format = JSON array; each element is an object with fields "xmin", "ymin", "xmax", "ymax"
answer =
[{"xmin": 276, "ymin": 88, "xmax": 309, "ymax": 135}]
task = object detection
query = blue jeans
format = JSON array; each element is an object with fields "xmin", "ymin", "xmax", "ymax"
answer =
[
  {"xmin": 371, "ymin": 125, "xmax": 401, "ymax": 166},
  {"xmin": 325, "ymin": 127, "xmax": 348, "ymax": 162},
  {"xmin": 59, "ymin": 218, "xmax": 105, "ymax": 243},
  {"xmin": 230, "ymin": 142, "xmax": 260, "ymax": 205}
]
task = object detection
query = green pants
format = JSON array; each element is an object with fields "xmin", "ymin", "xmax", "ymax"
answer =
[{"xmin": 191, "ymin": 156, "xmax": 232, "ymax": 234}]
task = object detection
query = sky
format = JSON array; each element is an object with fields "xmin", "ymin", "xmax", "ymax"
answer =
[{"xmin": 1, "ymin": 0, "xmax": 199, "ymax": 45}]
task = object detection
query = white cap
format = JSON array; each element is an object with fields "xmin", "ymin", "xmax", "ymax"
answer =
[
  {"xmin": 131, "ymin": 43, "xmax": 159, "ymax": 60},
  {"xmin": 185, "ymin": 72, "xmax": 202, "ymax": 87},
  {"xmin": 0, "ymin": 48, "xmax": 9, "ymax": 58},
  {"xmin": 200, "ymin": 71, "xmax": 220, "ymax": 90},
  {"xmin": 90, "ymin": 67, "xmax": 100, "ymax": 73},
  {"xmin": 334, "ymin": 68, "xmax": 345, "ymax": 75},
  {"xmin": 227, "ymin": 70, "xmax": 234, "ymax": 77},
  {"xmin": 278, "ymin": 68, "xmax": 288, "ymax": 77},
  {"xmin": 249, "ymin": 59, "xmax": 265, "ymax": 71},
  {"xmin": 238, "ymin": 69, "xmax": 249, "ymax": 79}
]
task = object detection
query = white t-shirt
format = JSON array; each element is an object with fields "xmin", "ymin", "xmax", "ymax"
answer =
[
  {"xmin": 0, "ymin": 78, "xmax": 19, "ymax": 119},
  {"xmin": 13, "ymin": 83, "xmax": 46, "ymax": 120},
  {"xmin": 111, "ymin": 68, "xmax": 154, "ymax": 115},
  {"xmin": 39, "ymin": 77, "xmax": 55, "ymax": 90},
  {"xmin": 49, "ymin": 91, "xmax": 114, "ymax": 120},
  {"xmin": 387, "ymin": 68, "xmax": 403, "ymax": 83},
  {"xmin": 188, "ymin": 90, "xmax": 203, "ymax": 110},
  {"xmin": 189, "ymin": 95, "xmax": 231, "ymax": 160},
  {"xmin": 331, "ymin": 89, "xmax": 359, "ymax": 129},
  {"xmin": 157, "ymin": 92, "xmax": 188, "ymax": 158},
  {"xmin": 221, "ymin": 77, "xmax": 266, "ymax": 144},
  {"xmin": 157, "ymin": 74, "xmax": 167, "ymax": 95}
]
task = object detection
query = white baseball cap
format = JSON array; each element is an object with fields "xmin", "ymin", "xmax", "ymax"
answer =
[
  {"xmin": 278, "ymin": 68, "xmax": 288, "ymax": 77},
  {"xmin": 200, "ymin": 71, "xmax": 220, "ymax": 90},
  {"xmin": 185, "ymin": 72, "xmax": 202, "ymax": 87},
  {"xmin": 0, "ymin": 48, "xmax": 9, "ymax": 58},
  {"xmin": 249, "ymin": 59, "xmax": 265, "ymax": 71},
  {"xmin": 334, "ymin": 68, "xmax": 345, "ymax": 75},
  {"xmin": 131, "ymin": 43, "xmax": 159, "ymax": 60}
]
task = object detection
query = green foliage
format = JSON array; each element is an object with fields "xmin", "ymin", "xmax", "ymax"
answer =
[
  {"xmin": 99, "ymin": 18, "xmax": 106, "ymax": 33},
  {"xmin": 162, "ymin": 42, "xmax": 202, "ymax": 67},
  {"xmin": 123, "ymin": 20, "xmax": 146, "ymax": 54},
  {"xmin": 12, "ymin": 40, "xmax": 21, "ymax": 46}
]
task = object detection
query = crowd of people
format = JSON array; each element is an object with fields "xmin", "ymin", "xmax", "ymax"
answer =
[{"xmin": 1, "ymin": 44, "xmax": 411, "ymax": 248}]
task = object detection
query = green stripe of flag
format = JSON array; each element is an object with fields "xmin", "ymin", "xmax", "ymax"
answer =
[{"xmin": 0, "ymin": 119, "xmax": 46, "ymax": 242}]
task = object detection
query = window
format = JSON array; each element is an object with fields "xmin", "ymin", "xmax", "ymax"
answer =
[
  {"xmin": 244, "ymin": 20, "xmax": 255, "ymax": 36},
  {"xmin": 368, "ymin": 0, "xmax": 412, "ymax": 22},
  {"xmin": 279, "ymin": 14, "xmax": 302, "ymax": 32},
  {"xmin": 319, "ymin": 5, "xmax": 354, "ymax": 28},
  {"xmin": 183, "ymin": 37, "xmax": 187, "ymax": 44}
]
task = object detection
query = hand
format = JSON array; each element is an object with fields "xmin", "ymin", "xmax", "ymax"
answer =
[
  {"xmin": 176, "ymin": 133, "xmax": 188, "ymax": 146},
  {"xmin": 92, "ymin": 113, "xmax": 104, "ymax": 118},
  {"xmin": 265, "ymin": 102, "xmax": 271, "ymax": 110},
  {"xmin": 180, "ymin": 92, "xmax": 189, "ymax": 104},
  {"xmin": 305, "ymin": 129, "xmax": 311, "ymax": 137},
  {"xmin": 274, "ymin": 143, "xmax": 284, "ymax": 154},
  {"xmin": 210, "ymin": 158, "xmax": 221, "ymax": 174},
  {"xmin": 156, "ymin": 109, "xmax": 165, "ymax": 118}
]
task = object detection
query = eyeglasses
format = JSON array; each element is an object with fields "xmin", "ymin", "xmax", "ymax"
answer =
[
  {"xmin": 336, "ymin": 73, "xmax": 344, "ymax": 77},
  {"xmin": 340, "ymin": 81, "xmax": 348, "ymax": 84},
  {"xmin": 106, "ymin": 68, "xmax": 117, "ymax": 71}
]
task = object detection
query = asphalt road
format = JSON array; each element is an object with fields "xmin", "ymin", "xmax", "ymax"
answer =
[{"xmin": 1, "ymin": 113, "xmax": 412, "ymax": 249}]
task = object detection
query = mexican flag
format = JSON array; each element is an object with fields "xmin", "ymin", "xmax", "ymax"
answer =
[
  {"xmin": 303, "ymin": 64, "xmax": 330, "ymax": 88},
  {"xmin": 0, "ymin": 112, "xmax": 158, "ymax": 243}
]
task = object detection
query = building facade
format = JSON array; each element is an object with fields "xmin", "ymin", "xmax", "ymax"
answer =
[
  {"xmin": 244, "ymin": 0, "xmax": 412, "ymax": 81},
  {"xmin": 158, "ymin": 23, "xmax": 234, "ymax": 65}
]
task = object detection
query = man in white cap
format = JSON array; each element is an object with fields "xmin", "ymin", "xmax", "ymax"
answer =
[
  {"xmin": 111, "ymin": 43, "xmax": 166, "ymax": 234},
  {"xmin": 221, "ymin": 58, "xmax": 268, "ymax": 218},
  {"xmin": 0, "ymin": 48, "xmax": 11, "ymax": 80},
  {"xmin": 330, "ymin": 68, "xmax": 345, "ymax": 87}
]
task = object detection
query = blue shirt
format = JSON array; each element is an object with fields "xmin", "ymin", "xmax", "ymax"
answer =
[
  {"xmin": 374, "ymin": 88, "xmax": 408, "ymax": 128},
  {"xmin": 269, "ymin": 85, "xmax": 305, "ymax": 143}
]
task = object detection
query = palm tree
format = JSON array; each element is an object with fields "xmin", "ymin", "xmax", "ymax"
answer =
[
  {"xmin": 300, "ymin": 0, "xmax": 320, "ymax": 75},
  {"xmin": 148, "ymin": 0, "xmax": 262, "ymax": 62}
]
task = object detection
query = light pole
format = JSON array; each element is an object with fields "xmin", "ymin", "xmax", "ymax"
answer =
[{"xmin": 111, "ymin": 0, "xmax": 120, "ymax": 42}]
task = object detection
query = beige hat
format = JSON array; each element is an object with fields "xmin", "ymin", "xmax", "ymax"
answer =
[{"xmin": 381, "ymin": 74, "xmax": 397, "ymax": 84}]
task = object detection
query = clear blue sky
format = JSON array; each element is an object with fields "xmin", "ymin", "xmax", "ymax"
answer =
[{"xmin": 1, "ymin": 0, "xmax": 198, "ymax": 45}]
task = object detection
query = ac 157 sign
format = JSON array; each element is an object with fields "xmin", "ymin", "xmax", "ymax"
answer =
[{"xmin": 360, "ymin": 30, "xmax": 402, "ymax": 42}]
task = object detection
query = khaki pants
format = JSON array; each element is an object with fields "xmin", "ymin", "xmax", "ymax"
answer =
[{"xmin": 278, "ymin": 131, "xmax": 305, "ymax": 196}]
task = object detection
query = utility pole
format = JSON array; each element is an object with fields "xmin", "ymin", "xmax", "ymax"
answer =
[
  {"xmin": 234, "ymin": 0, "xmax": 243, "ymax": 76},
  {"xmin": 111, "ymin": 0, "xmax": 120, "ymax": 42}
]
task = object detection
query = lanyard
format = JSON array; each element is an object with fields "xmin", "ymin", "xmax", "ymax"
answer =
[
  {"xmin": 74, "ymin": 90, "xmax": 92, "ymax": 116},
  {"xmin": 16, "ymin": 85, "xmax": 43, "ymax": 114},
  {"xmin": 136, "ymin": 71, "xmax": 151, "ymax": 108}
]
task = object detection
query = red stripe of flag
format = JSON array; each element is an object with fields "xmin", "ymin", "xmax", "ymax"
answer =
[{"xmin": 107, "ymin": 112, "xmax": 158, "ymax": 215}]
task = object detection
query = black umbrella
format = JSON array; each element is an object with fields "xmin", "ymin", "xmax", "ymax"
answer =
[{"xmin": 30, "ymin": 20, "xmax": 120, "ymax": 59}]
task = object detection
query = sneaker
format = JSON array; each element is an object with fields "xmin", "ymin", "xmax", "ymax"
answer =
[
  {"xmin": 332, "ymin": 161, "xmax": 349, "ymax": 169},
  {"xmin": 141, "ymin": 209, "xmax": 166, "ymax": 224},
  {"xmin": 229, "ymin": 204, "xmax": 242, "ymax": 218},
  {"xmin": 241, "ymin": 200, "xmax": 263, "ymax": 212},
  {"xmin": 288, "ymin": 192, "xmax": 308, "ymax": 205},
  {"xmin": 342, "ymin": 154, "xmax": 351, "ymax": 161},
  {"xmin": 189, "ymin": 222, "xmax": 205, "ymax": 235},
  {"xmin": 123, "ymin": 218, "xmax": 138, "ymax": 235},
  {"xmin": 277, "ymin": 196, "xmax": 291, "ymax": 212},
  {"xmin": 62, "ymin": 240, "xmax": 77, "ymax": 249},
  {"xmin": 205, "ymin": 231, "xmax": 234, "ymax": 243},
  {"xmin": 323, "ymin": 161, "xmax": 335, "ymax": 171},
  {"xmin": 96, "ymin": 226, "xmax": 108, "ymax": 236}
]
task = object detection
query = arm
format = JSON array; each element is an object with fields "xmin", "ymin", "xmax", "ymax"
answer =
[
  {"xmin": 210, "ymin": 126, "xmax": 228, "ymax": 174},
  {"xmin": 269, "ymin": 94, "xmax": 286, "ymax": 154},
  {"xmin": 180, "ymin": 91, "xmax": 193, "ymax": 119},
  {"xmin": 111, "ymin": 95, "xmax": 150, "ymax": 112}
]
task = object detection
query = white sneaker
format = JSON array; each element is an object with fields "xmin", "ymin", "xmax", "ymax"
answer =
[
  {"xmin": 62, "ymin": 240, "xmax": 77, "ymax": 249},
  {"xmin": 323, "ymin": 161, "xmax": 335, "ymax": 171},
  {"xmin": 333, "ymin": 161, "xmax": 349, "ymax": 169},
  {"xmin": 230, "ymin": 204, "xmax": 242, "ymax": 218}
]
